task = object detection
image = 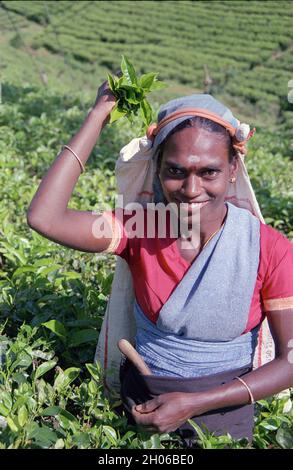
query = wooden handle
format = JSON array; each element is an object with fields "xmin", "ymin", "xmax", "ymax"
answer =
[{"xmin": 118, "ymin": 339, "xmax": 152, "ymax": 376}]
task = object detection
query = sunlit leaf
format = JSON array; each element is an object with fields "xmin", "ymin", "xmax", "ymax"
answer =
[
  {"xmin": 41, "ymin": 320, "xmax": 67, "ymax": 342},
  {"xmin": 35, "ymin": 360, "xmax": 58, "ymax": 379}
]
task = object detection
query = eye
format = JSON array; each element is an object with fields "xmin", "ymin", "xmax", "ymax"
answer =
[
  {"xmin": 201, "ymin": 169, "xmax": 219, "ymax": 178},
  {"xmin": 167, "ymin": 167, "xmax": 184, "ymax": 176}
]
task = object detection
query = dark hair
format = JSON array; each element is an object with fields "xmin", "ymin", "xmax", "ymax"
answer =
[{"xmin": 156, "ymin": 116, "xmax": 236, "ymax": 172}]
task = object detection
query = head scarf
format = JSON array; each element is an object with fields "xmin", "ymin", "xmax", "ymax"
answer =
[
  {"xmin": 146, "ymin": 93, "xmax": 256, "ymax": 157},
  {"xmin": 145, "ymin": 93, "xmax": 261, "ymax": 219}
]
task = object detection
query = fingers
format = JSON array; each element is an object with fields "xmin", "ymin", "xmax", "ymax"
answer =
[
  {"xmin": 135, "ymin": 398, "xmax": 159, "ymax": 414},
  {"xmin": 131, "ymin": 406, "xmax": 178, "ymax": 434},
  {"xmin": 132, "ymin": 406, "xmax": 156, "ymax": 426}
]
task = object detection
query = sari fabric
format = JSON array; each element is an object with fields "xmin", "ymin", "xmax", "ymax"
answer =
[
  {"xmin": 156, "ymin": 202, "xmax": 260, "ymax": 341},
  {"xmin": 133, "ymin": 202, "xmax": 260, "ymax": 377}
]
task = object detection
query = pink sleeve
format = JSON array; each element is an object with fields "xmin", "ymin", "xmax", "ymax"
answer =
[{"xmin": 261, "ymin": 228, "xmax": 293, "ymax": 311}]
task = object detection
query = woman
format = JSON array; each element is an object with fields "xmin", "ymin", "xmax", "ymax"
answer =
[{"xmin": 27, "ymin": 78, "xmax": 293, "ymax": 446}]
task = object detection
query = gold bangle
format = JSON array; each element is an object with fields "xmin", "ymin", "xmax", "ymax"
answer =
[
  {"xmin": 63, "ymin": 145, "xmax": 85, "ymax": 173},
  {"xmin": 235, "ymin": 376, "xmax": 255, "ymax": 404}
]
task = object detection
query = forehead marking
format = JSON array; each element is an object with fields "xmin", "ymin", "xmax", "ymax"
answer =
[{"xmin": 187, "ymin": 155, "xmax": 200, "ymax": 164}]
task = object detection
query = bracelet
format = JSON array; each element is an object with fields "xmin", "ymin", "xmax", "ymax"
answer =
[
  {"xmin": 62, "ymin": 145, "xmax": 85, "ymax": 173},
  {"xmin": 234, "ymin": 376, "xmax": 255, "ymax": 404}
]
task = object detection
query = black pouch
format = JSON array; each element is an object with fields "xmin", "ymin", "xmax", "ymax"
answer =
[{"xmin": 119, "ymin": 357, "xmax": 254, "ymax": 447}]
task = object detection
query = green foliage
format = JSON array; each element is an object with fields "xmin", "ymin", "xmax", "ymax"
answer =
[
  {"xmin": 0, "ymin": 0, "xmax": 292, "ymax": 132},
  {"xmin": 108, "ymin": 55, "xmax": 167, "ymax": 132},
  {"xmin": 0, "ymin": 80, "xmax": 292, "ymax": 449},
  {"xmin": 0, "ymin": 0, "xmax": 292, "ymax": 449}
]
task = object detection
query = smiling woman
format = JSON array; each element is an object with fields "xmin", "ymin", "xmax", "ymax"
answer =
[
  {"xmin": 26, "ymin": 79, "xmax": 293, "ymax": 447},
  {"xmin": 96, "ymin": 94, "xmax": 293, "ymax": 445}
]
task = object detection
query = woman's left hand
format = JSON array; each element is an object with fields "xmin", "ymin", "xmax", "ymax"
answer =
[{"xmin": 131, "ymin": 392, "xmax": 205, "ymax": 434}]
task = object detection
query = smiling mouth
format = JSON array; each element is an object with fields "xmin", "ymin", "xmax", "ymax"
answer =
[{"xmin": 174, "ymin": 199, "xmax": 211, "ymax": 215}]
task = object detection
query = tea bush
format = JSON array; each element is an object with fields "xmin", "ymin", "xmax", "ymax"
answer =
[{"xmin": 0, "ymin": 82, "xmax": 292, "ymax": 449}]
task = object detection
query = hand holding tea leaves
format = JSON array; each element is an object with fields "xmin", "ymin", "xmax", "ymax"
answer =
[{"xmin": 107, "ymin": 55, "xmax": 168, "ymax": 132}]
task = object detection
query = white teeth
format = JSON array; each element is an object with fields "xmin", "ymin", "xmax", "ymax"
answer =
[{"xmin": 176, "ymin": 200, "xmax": 210, "ymax": 216}]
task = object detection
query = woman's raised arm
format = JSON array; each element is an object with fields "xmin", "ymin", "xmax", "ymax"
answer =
[{"xmin": 27, "ymin": 79, "xmax": 117, "ymax": 253}]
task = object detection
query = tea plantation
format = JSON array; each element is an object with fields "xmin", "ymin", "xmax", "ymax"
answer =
[{"xmin": 0, "ymin": 0, "xmax": 292, "ymax": 449}]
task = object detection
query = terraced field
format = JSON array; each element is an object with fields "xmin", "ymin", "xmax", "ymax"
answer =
[{"xmin": 1, "ymin": 0, "xmax": 293, "ymax": 133}]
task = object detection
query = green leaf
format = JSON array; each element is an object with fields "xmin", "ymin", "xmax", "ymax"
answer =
[
  {"xmin": 109, "ymin": 104, "xmax": 127, "ymax": 123},
  {"xmin": 139, "ymin": 72, "xmax": 157, "ymax": 90},
  {"xmin": 12, "ymin": 372, "xmax": 28, "ymax": 385},
  {"xmin": 102, "ymin": 425, "xmax": 118, "ymax": 446},
  {"xmin": 53, "ymin": 367, "xmax": 80, "ymax": 391},
  {"xmin": 33, "ymin": 258, "xmax": 55, "ymax": 267},
  {"xmin": 121, "ymin": 55, "xmax": 137, "ymax": 85},
  {"xmin": 187, "ymin": 419, "xmax": 208, "ymax": 445},
  {"xmin": 1, "ymin": 392, "xmax": 12, "ymax": 411},
  {"xmin": 119, "ymin": 86, "xmax": 141, "ymax": 104},
  {"xmin": 54, "ymin": 438, "xmax": 65, "ymax": 449},
  {"xmin": 150, "ymin": 434, "xmax": 162, "ymax": 448},
  {"xmin": 6, "ymin": 416, "xmax": 20, "ymax": 433},
  {"xmin": 0, "ymin": 403, "xmax": 10, "ymax": 416},
  {"xmin": 37, "ymin": 264, "xmax": 61, "ymax": 276},
  {"xmin": 30, "ymin": 425, "xmax": 58, "ymax": 448},
  {"xmin": 105, "ymin": 56, "xmax": 168, "ymax": 129},
  {"xmin": 68, "ymin": 329, "xmax": 99, "ymax": 347},
  {"xmin": 149, "ymin": 80, "xmax": 168, "ymax": 91},
  {"xmin": 140, "ymin": 99, "xmax": 153, "ymax": 126},
  {"xmin": 72, "ymin": 432, "xmax": 91, "ymax": 448},
  {"xmin": 85, "ymin": 362, "xmax": 102, "ymax": 381},
  {"xmin": 12, "ymin": 266, "xmax": 37, "ymax": 277},
  {"xmin": 11, "ymin": 351, "xmax": 32, "ymax": 371},
  {"xmin": 61, "ymin": 271, "xmax": 81, "ymax": 279},
  {"xmin": 35, "ymin": 360, "xmax": 58, "ymax": 379},
  {"xmin": 259, "ymin": 418, "xmax": 279, "ymax": 431},
  {"xmin": 41, "ymin": 320, "xmax": 67, "ymax": 341},
  {"xmin": 107, "ymin": 73, "xmax": 116, "ymax": 93},
  {"xmin": 276, "ymin": 425, "xmax": 293, "ymax": 449},
  {"xmin": 18, "ymin": 405, "xmax": 28, "ymax": 427},
  {"xmin": 41, "ymin": 406, "xmax": 77, "ymax": 422}
]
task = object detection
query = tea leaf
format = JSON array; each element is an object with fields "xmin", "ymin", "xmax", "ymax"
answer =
[
  {"xmin": 68, "ymin": 329, "xmax": 99, "ymax": 347},
  {"xmin": 139, "ymin": 72, "xmax": 157, "ymax": 90},
  {"xmin": 121, "ymin": 55, "xmax": 137, "ymax": 85},
  {"xmin": 107, "ymin": 55, "xmax": 167, "ymax": 131},
  {"xmin": 41, "ymin": 320, "xmax": 67, "ymax": 342},
  {"xmin": 18, "ymin": 405, "xmax": 28, "ymax": 427},
  {"xmin": 109, "ymin": 104, "xmax": 127, "ymax": 123},
  {"xmin": 35, "ymin": 360, "xmax": 58, "ymax": 379}
]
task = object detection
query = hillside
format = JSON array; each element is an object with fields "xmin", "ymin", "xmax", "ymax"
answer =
[{"xmin": 1, "ymin": 0, "xmax": 293, "ymax": 134}]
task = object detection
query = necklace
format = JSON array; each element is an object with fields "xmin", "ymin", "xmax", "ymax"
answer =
[
  {"xmin": 179, "ymin": 208, "xmax": 227, "ymax": 253},
  {"xmin": 202, "ymin": 227, "xmax": 221, "ymax": 249},
  {"xmin": 202, "ymin": 206, "xmax": 228, "ymax": 249}
]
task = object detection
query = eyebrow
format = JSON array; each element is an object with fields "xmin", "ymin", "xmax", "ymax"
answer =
[{"xmin": 164, "ymin": 160, "xmax": 223, "ymax": 170}]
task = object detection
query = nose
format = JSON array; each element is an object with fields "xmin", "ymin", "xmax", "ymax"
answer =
[{"xmin": 181, "ymin": 174, "xmax": 201, "ymax": 199}]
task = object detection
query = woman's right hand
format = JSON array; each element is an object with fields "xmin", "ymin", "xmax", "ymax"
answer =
[{"xmin": 93, "ymin": 70, "xmax": 122, "ymax": 119}]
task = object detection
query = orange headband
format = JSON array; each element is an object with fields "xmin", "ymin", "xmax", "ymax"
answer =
[
  {"xmin": 146, "ymin": 108, "xmax": 256, "ymax": 156},
  {"xmin": 147, "ymin": 108, "xmax": 237, "ymax": 139}
]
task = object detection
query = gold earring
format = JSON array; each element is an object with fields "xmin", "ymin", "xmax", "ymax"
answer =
[{"xmin": 230, "ymin": 177, "xmax": 236, "ymax": 183}]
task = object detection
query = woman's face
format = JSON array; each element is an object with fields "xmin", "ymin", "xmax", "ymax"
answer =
[{"xmin": 158, "ymin": 126, "xmax": 238, "ymax": 225}]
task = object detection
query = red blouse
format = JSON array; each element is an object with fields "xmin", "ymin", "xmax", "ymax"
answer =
[{"xmin": 102, "ymin": 208, "xmax": 293, "ymax": 334}]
